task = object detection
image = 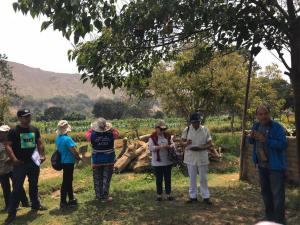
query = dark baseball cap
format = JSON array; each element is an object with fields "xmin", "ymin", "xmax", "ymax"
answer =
[
  {"xmin": 190, "ymin": 112, "xmax": 202, "ymax": 123},
  {"xmin": 17, "ymin": 109, "xmax": 32, "ymax": 117}
]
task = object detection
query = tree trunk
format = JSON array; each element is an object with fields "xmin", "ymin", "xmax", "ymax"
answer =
[
  {"xmin": 231, "ymin": 111, "xmax": 235, "ymax": 135},
  {"xmin": 290, "ymin": 24, "xmax": 300, "ymax": 183},
  {"xmin": 239, "ymin": 52, "xmax": 254, "ymax": 181}
]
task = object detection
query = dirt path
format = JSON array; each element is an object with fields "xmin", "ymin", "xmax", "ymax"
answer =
[{"xmin": 40, "ymin": 167, "xmax": 62, "ymax": 180}]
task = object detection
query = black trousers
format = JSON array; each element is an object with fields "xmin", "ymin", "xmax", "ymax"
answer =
[
  {"xmin": 8, "ymin": 162, "xmax": 40, "ymax": 214},
  {"xmin": 259, "ymin": 168, "xmax": 286, "ymax": 224},
  {"xmin": 153, "ymin": 165, "xmax": 172, "ymax": 195},
  {"xmin": 0, "ymin": 172, "xmax": 29, "ymax": 209},
  {"xmin": 61, "ymin": 163, "xmax": 75, "ymax": 203}
]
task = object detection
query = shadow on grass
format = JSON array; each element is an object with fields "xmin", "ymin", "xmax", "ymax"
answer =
[
  {"xmin": 53, "ymin": 185, "xmax": 264, "ymax": 225},
  {"xmin": 1, "ymin": 210, "xmax": 39, "ymax": 225}
]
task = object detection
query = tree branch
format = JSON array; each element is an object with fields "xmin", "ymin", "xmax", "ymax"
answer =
[
  {"xmin": 249, "ymin": 0, "xmax": 291, "ymax": 37},
  {"xmin": 272, "ymin": 0, "xmax": 290, "ymax": 20},
  {"xmin": 286, "ymin": 0, "xmax": 297, "ymax": 20}
]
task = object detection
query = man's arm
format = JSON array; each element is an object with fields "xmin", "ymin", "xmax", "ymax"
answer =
[
  {"xmin": 36, "ymin": 138, "xmax": 46, "ymax": 163},
  {"xmin": 5, "ymin": 141, "xmax": 22, "ymax": 165}
]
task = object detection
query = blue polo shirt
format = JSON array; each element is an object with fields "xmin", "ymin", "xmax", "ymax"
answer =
[{"xmin": 55, "ymin": 135, "xmax": 77, "ymax": 164}]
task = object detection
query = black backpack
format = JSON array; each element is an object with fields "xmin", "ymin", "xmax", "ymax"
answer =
[{"xmin": 51, "ymin": 150, "xmax": 62, "ymax": 171}]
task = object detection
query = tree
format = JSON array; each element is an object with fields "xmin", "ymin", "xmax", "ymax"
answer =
[
  {"xmin": 0, "ymin": 54, "xmax": 16, "ymax": 124},
  {"xmin": 13, "ymin": 1, "xmax": 300, "ymax": 173},
  {"xmin": 248, "ymin": 76, "xmax": 286, "ymax": 121},
  {"xmin": 92, "ymin": 98, "xmax": 127, "ymax": 119},
  {"xmin": 44, "ymin": 106, "xmax": 65, "ymax": 121},
  {"xmin": 151, "ymin": 51, "xmax": 247, "ymax": 121},
  {"xmin": 260, "ymin": 64, "xmax": 294, "ymax": 111},
  {"xmin": 64, "ymin": 112, "xmax": 86, "ymax": 121}
]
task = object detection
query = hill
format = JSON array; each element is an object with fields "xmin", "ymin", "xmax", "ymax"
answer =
[{"xmin": 8, "ymin": 61, "xmax": 122, "ymax": 99}]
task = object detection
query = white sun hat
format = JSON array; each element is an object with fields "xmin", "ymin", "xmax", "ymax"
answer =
[
  {"xmin": 91, "ymin": 118, "xmax": 112, "ymax": 132},
  {"xmin": 0, "ymin": 125, "xmax": 10, "ymax": 132},
  {"xmin": 56, "ymin": 120, "xmax": 72, "ymax": 135}
]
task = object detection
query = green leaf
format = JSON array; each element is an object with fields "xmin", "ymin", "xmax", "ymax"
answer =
[
  {"xmin": 41, "ymin": 21, "xmax": 52, "ymax": 31},
  {"xmin": 93, "ymin": 20, "xmax": 103, "ymax": 31},
  {"xmin": 12, "ymin": 2, "xmax": 18, "ymax": 12}
]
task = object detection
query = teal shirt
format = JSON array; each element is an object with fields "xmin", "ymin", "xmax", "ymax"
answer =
[{"xmin": 55, "ymin": 135, "xmax": 77, "ymax": 164}]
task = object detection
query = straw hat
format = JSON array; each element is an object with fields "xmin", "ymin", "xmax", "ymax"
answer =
[
  {"xmin": 56, "ymin": 120, "xmax": 72, "ymax": 135},
  {"xmin": 0, "ymin": 125, "xmax": 10, "ymax": 132},
  {"xmin": 155, "ymin": 120, "xmax": 168, "ymax": 130},
  {"xmin": 91, "ymin": 118, "xmax": 112, "ymax": 132}
]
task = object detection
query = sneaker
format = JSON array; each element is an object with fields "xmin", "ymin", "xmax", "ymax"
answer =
[
  {"xmin": 60, "ymin": 202, "xmax": 68, "ymax": 209},
  {"xmin": 22, "ymin": 201, "xmax": 31, "ymax": 208},
  {"xmin": 32, "ymin": 205, "xmax": 48, "ymax": 211},
  {"xmin": 156, "ymin": 196, "xmax": 163, "ymax": 202},
  {"xmin": 4, "ymin": 213, "xmax": 16, "ymax": 225},
  {"xmin": 68, "ymin": 199, "xmax": 78, "ymax": 207},
  {"xmin": 203, "ymin": 198, "xmax": 213, "ymax": 205},
  {"xmin": 167, "ymin": 196, "xmax": 175, "ymax": 201},
  {"xmin": 101, "ymin": 196, "xmax": 113, "ymax": 203},
  {"xmin": 186, "ymin": 198, "xmax": 198, "ymax": 203}
]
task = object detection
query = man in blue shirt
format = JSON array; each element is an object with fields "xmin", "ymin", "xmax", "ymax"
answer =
[{"xmin": 247, "ymin": 105, "xmax": 287, "ymax": 224}]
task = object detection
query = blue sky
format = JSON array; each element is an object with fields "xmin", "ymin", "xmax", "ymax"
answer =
[{"xmin": 0, "ymin": 0, "xmax": 291, "ymax": 80}]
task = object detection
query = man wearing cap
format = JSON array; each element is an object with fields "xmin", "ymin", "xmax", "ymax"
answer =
[
  {"xmin": 4, "ymin": 109, "xmax": 47, "ymax": 224},
  {"xmin": 182, "ymin": 112, "xmax": 213, "ymax": 205},
  {"xmin": 0, "ymin": 125, "xmax": 29, "ymax": 211}
]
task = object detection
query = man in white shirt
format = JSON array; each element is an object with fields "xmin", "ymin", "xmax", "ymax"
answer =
[{"xmin": 182, "ymin": 112, "xmax": 213, "ymax": 205}]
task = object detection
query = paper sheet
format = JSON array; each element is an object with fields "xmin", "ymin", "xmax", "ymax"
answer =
[{"xmin": 31, "ymin": 148, "xmax": 41, "ymax": 166}]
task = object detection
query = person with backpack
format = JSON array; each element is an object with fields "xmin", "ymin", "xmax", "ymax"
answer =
[
  {"xmin": 4, "ymin": 109, "xmax": 47, "ymax": 224},
  {"xmin": 148, "ymin": 120, "xmax": 175, "ymax": 201},
  {"xmin": 0, "ymin": 125, "xmax": 29, "ymax": 211},
  {"xmin": 55, "ymin": 120, "xmax": 81, "ymax": 209},
  {"xmin": 181, "ymin": 112, "xmax": 213, "ymax": 205},
  {"xmin": 89, "ymin": 118, "xmax": 119, "ymax": 203}
]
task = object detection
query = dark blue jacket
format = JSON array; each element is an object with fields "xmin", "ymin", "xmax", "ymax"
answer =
[{"xmin": 248, "ymin": 120, "xmax": 287, "ymax": 171}]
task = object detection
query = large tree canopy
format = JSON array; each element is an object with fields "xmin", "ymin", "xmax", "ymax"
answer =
[
  {"xmin": 0, "ymin": 54, "xmax": 16, "ymax": 124},
  {"xmin": 13, "ymin": 0, "xmax": 297, "ymax": 89},
  {"xmin": 12, "ymin": 1, "xmax": 300, "ymax": 176}
]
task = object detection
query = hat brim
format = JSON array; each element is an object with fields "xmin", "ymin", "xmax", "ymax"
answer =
[
  {"xmin": 92, "ymin": 122, "xmax": 112, "ymax": 132},
  {"xmin": 56, "ymin": 125, "xmax": 72, "ymax": 135},
  {"xmin": 190, "ymin": 120, "xmax": 200, "ymax": 123},
  {"xmin": 19, "ymin": 113, "xmax": 32, "ymax": 117}
]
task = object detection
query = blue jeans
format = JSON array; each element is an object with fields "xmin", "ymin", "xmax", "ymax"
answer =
[
  {"xmin": 259, "ymin": 167, "xmax": 285, "ymax": 224},
  {"xmin": 8, "ymin": 161, "xmax": 41, "ymax": 214}
]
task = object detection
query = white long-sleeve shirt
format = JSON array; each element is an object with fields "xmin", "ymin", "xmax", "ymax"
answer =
[{"xmin": 148, "ymin": 135, "xmax": 173, "ymax": 167}]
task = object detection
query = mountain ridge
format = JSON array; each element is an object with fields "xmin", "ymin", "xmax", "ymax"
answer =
[{"xmin": 8, "ymin": 61, "xmax": 121, "ymax": 100}]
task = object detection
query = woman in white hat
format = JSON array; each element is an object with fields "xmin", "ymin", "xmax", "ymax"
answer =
[
  {"xmin": 89, "ymin": 118, "xmax": 119, "ymax": 202},
  {"xmin": 0, "ymin": 125, "xmax": 29, "ymax": 211},
  {"xmin": 148, "ymin": 120, "xmax": 175, "ymax": 201},
  {"xmin": 55, "ymin": 120, "xmax": 81, "ymax": 209}
]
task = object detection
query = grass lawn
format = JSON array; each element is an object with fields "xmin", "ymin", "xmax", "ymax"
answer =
[
  {"xmin": 0, "ymin": 137, "xmax": 299, "ymax": 225},
  {"xmin": 0, "ymin": 164, "xmax": 299, "ymax": 225}
]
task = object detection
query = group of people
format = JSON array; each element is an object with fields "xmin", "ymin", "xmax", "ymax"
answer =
[{"xmin": 0, "ymin": 105, "xmax": 288, "ymax": 225}]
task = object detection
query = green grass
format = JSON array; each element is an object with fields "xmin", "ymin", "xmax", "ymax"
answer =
[
  {"xmin": 0, "ymin": 137, "xmax": 299, "ymax": 225},
  {"xmin": 0, "ymin": 166, "xmax": 299, "ymax": 225}
]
